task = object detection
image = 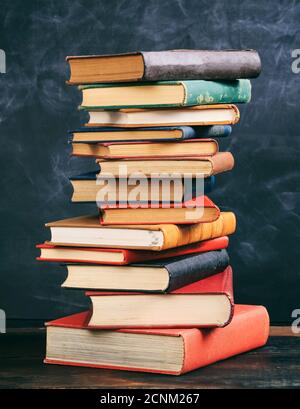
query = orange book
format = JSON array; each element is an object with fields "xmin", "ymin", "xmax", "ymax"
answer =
[
  {"xmin": 45, "ymin": 211, "xmax": 236, "ymax": 251},
  {"xmin": 99, "ymin": 196, "xmax": 220, "ymax": 225},
  {"xmin": 44, "ymin": 305, "xmax": 269, "ymax": 375}
]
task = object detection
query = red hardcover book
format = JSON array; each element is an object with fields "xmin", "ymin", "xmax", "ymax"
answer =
[
  {"xmin": 99, "ymin": 195, "xmax": 220, "ymax": 225},
  {"xmin": 85, "ymin": 267, "xmax": 234, "ymax": 329},
  {"xmin": 44, "ymin": 305, "xmax": 270, "ymax": 375},
  {"xmin": 36, "ymin": 236, "xmax": 229, "ymax": 265}
]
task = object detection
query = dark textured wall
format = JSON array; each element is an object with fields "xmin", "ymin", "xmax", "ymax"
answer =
[{"xmin": 0, "ymin": 0, "xmax": 299, "ymax": 324}]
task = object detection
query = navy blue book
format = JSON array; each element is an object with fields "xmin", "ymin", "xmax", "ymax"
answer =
[
  {"xmin": 69, "ymin": 125, "xmax": 231, "ymax": 144},
  {"xmin": 62, "ymin": 249, "xmax": 229, "ymax": 293},
  {"xmin": 70, "ymin": 171, "xmax": 215, "ymax": 203}
]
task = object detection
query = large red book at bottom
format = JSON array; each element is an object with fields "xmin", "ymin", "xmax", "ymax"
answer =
[{"xmin": 44, "ymin": 305, "xmax": 269, "ymax": 375}]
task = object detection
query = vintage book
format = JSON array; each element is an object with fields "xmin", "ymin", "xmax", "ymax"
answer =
[
  {"xmin": 69, "ymin": 125, "xmax": 232, "ymax": 143},
  {"xmin": 99, "ymin": 196, "xmax": 220, "ymax": 225},
  {"xmin": 60, "ymin": 249, "xmax": 229, "ymax": 292},
  {"xmin": 44, "ymin": 305, "xmax": 269, "ymax": 375},
  {"xmin": 97, "ymin": 152, "xmax": 234, "ymax": 178},
  {"xmin": 86, "ymin": 105, "xmax": 240, "ymax": 127},
  {"xmin": 70, "ymin": 172, "xmax": 215, "ymax": 203},
  {"xmin": 71, "ymin": 138, "xmax": 219, "ymax": 159},
  {"xmin": 45, "ymin": 211, "xmax": 236, "ymax": 251},
  {"xmin": 79, "ymin": 80, "xmax": 251, "ymax": 110},
  {"xmin": 86, "ymin": 267, "xmax": 234, "ymax": 328},
  {"xmin": 66, "ymin": 50, "xmax": 261, "ymax": 84},
  {"xmin": 36, "ymin": 236, "xmax": 229, "ymax": 265}
]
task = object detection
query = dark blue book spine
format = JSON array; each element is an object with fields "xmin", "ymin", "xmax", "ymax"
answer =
[
  {"xmin": 166, "ymin": 249, "xmax": 230, "ymax": 292},
  {"xmin": 68, "ymin": 126, "xmax": 230, "ymax": 142},
  {"xmin": 68, "ymin": 126, "xmax": 197, "ymax": 143},
  {"xmin": 192, "ymin": 125, "xmax": 232, "ymax": 138},
  {"xmin": 183, "ymin": 176, "xmax": 216, "ymax": 200},
  {"xmin": 131, "ymin": 250, "xmax": 230, "ymax": 292}
]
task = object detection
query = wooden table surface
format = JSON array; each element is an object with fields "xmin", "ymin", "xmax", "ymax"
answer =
[{"xmin": 0, "ymin": 328, "xmax": 299, "ymax": 389}]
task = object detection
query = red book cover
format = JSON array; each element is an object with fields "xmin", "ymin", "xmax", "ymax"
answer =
[
  {"xmin": 36, "ymin": 236, "xmax": 229, "ymax": 265},
  {"xmin": 44, "ymin": 305, "xmax": 270, "ymax": 375}
]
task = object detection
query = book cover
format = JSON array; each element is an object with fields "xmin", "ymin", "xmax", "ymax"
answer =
[
  {"xmin": 79, "ymin": 79, "xmax": 251, "ymax": 110},
  {"xmin": 60, "ymin": 250, "xmax": 230, "ymax": 293},
  {"xmin": 86, "ymin": 266, "xmax": 234, "ymax": 329},
  {"xmin": 69, "ymin": 171, "xmax": 216, "ymax": 203},
  {"xmin": 45, "ymin": 211, "xmax": 236, "ymax": 251},
  {"xmin": 70, "ymin": 138, "xmax": 219, "ymax": 159},
  {"xmin": 67, "ymin": 50, "xmax": 261, "ymax": 84},
  {"xmin": 98, "ymin": 195, "xmax": 220, "ymax": 225},
  {"xmin": 69, "ymin": 125, "xmax": 232, "ymax": 143},
  {"xmin": 86, "ymin": 104, "xmax": 240, "ymax": 127},
  {"xmin": 97, "ymin": 152, "xmax": 235, "ymax": 178},
  {"xmin": 129, "ymin": 249, "xmax": 230, "ymax": 292},
  {"xmin": 44, "ymin": 305, "xmax": 269, "ymax": 375},
  {"xmin": 36, "ymin": 236, "xmax": 229, "ymax": 265}
]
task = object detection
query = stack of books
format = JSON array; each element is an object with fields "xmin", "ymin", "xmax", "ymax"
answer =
[{"xmin": 37, "ymin": 50, "xmax": 269, "ymax": 375}]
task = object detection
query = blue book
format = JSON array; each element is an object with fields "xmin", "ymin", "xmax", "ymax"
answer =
[{"xmin": 69, "ymin": 125, "xmax": 231, "ymax": 144}]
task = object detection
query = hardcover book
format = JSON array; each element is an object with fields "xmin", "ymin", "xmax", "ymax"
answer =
[
  {"xmin": 36, "ymin": 236, "xmax": 229, "ymax": 265},
  {"xmin": 70, "ymin": 172, "xmax": 215, "ymax": 203},
  {"xmin": 98, "ymin": 196, "xmax": 220, "ymax": 225},
  {"xmin": 86, "ymin": 267, "xmax": 234, "ymax": 328},
  {"xmin": 71, "ymin": 138, "xmax": 219, "ymax": 159},
  {"xmin": 85, "ymin": 105, "xmax": 240, "ymax": 127},
  {"xmin": 44, "ymin": 305, "xmax": 269, "ymax": 375},
  {"xmin": 66, "ymin": 50, "xmax": 261, "ymax": 84},
  {"xmin": 45, "ymin": 211, "xmax": 236, "ymax": 250},
  {"xmin": 60, "ymin": 249, "xmax": 230, "ymax": 292},
  {"xmin": 69, "ymin": 125, "xmax": 232, "ymax": 143},
  {"xmin": 79, "ymin": 79, "xmax": 251, "ymax": 110},
  {"xmin": 96, "ymin": 152, "xmax": 235, "ymax": 178}
]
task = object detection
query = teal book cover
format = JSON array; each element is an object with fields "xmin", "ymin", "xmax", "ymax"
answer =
[{"xmin": 79, "ymin": 79, "xmax": 251, "ymax": 110}]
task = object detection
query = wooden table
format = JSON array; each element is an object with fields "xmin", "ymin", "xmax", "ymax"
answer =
[{"xmin": 0, "ymin": 328, "xmax": 299, "ymax": 389}]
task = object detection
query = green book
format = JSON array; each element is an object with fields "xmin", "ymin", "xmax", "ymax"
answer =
[{"xmin": 79, "ymin": 79, "xmax": 251, "ymax": 110}]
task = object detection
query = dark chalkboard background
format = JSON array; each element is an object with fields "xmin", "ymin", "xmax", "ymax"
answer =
[{"xmin": 0, "ymin": 0, "xmax": 299, "ymax": 325}]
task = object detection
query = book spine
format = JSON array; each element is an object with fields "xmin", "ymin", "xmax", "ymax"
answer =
[
  {"xmin": 208, "ymin": 152, "xmax": 235, "ymax": 175},
  {"xmin": 193, "ymin": 125, "xmax": 232, "ymax": 138},
  {"xmin": 80, "ymin": 80, "xmax": 251, "ymax": 109},
  {"xmin": 179, "ymin": 126, "xmax": 197, "ymax": 140},
  {"xmin": 142, "ymin": 50, "xmax": 261, "ymax": 81},
  {"xmin": 181, "ymin": 306, "xmax": 269, "ymax": 374},
  {"xmin": 166, "ymin": 249, "xmax": 230, "ymax": 292},
  {"xmin": 182, "ymin": 79, "xmax": 251, "ymax": 106},
  {"xmin": 160, "ymin": 211, "xmax": 236, "ymax": 250}
]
